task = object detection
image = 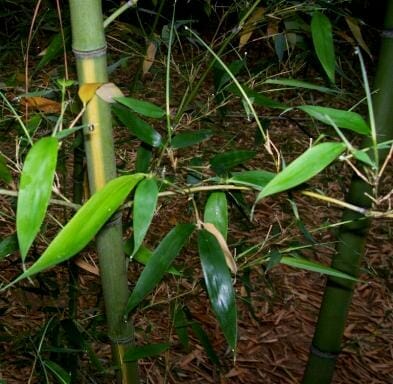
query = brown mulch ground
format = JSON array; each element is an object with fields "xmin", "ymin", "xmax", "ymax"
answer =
[{"xmin": 1, "ymin": 40, "xmax": 393, "ymax": 384}]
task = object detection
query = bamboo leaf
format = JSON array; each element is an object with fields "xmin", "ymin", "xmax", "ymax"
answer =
[
  {"xmin": 132, "ymin": 245, "xmax": 182, "ymax": 276},
  {"xmin": 265, "ymin": 78, "xmax": 337, "ymax": 94},
  {"xmin": 12, "ymin": 174, "xmax": 144, "ymax": 283},
  {"xmin": 132, "ymin": 178, "xmax": 159, "ymax": 257},
  {"xmin": 43, "ymin": 360, "xmax": 71, "ymax": 384},
  {"xmin": 171, "ymin": 130, "xmax": 213, "ymax": 149},
  {"xmin": 198, "ymin": 229, "xmax": 237, "ymax": 350},
  {"xmin": 298, "ymin": 105, "xmax": 370, "ymax": 135},
  {"xmin": 143, "ymin": 40, "xmax": 158, "ymax": 76},
  {"xmin": 0, "ymin": 234, "xmax": 18, "ymax": 260},
  {"xmin": 124, "ymin": 343, "xmax": 170, "ymax": 361},
  {"xmin": 257, "ymin": 142, "xmax": 346, "ymax": 200},
  {"xmin": 229, "ymin": 170, "xmax": 275, "ymax": 190},
  {"xmin": 115, "ymin": 96, "xmax": 165, "ymax": 118},
  {"xmin": 78, "ymin": 83, "xmax": 102, "ymax": 105},
  {"xmin": 280, "ymin": 256, "xmax": 357, "ymax": 281},
  {"xmin": 113, "ymin": 105, "xmax": 162, "ymax": 147},
  {"xmin": 125, "ymin": 224, "xmax": 194, "ymax": 314},
  {"xmin": 0, "ymin": 153, "xmax": 12, "ymax": 184},
  {"xmin": 345, "ymin": 16, "xmax": 372, "ymax": 58},
  {"xmin": 311, "ymin": 12, "xmax": 335, "ymax": 83},
  {"xmin": 204, "ymin": 192, "xmax": 228, "ymax": 239},
  {"xmin": 210, "ymin": 150, "xmax": 256, "ymax": 175},
  {"xmin": 96, "ymin": 82, "xmax": 124, "ymax": 103},
  {"xmin": 239, "ymin": 7, "xmax": 265, "ymax": 49},
  {"xmin": 17, "ymin": 137, "xmax": 58, "ymax": 262},
  {"xmin": 202, "ymin": 222, "xmax": 237, "ymax": 274}
]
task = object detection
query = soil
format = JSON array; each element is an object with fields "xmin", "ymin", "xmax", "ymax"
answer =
[{"xmin": 0, "ymin": 23, "xmax": 392, "ymax": 384}]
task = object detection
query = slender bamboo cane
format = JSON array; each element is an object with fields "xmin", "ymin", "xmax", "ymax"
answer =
[
  {"xmin": 302, "ymin": 2, "xmax": 393, "ymax": 383},
  {"xmin": 68, "ymin": 1, "xmax": 138, "ymax": 382}
]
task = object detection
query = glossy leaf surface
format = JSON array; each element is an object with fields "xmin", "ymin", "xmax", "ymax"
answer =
[
  {"xmin": 133, "ymin": 178, "xmax": 159, "ymax": 256},
  {"xmin": 257, "ymin": 142, "xmax": 345, "ymax": 200},
  {"xmin": 204, "ymin": 192, "xmax": 228, "ymax": 240},
  {"xmin": 126, "ymin": 224, "xmax": 194, "ymax": 314},
  {"xmin": 113, "ymin": 105, "xmax": 162, "ymax": 147},
  {"xmin": 299, "ymin": 105, "xmax": 370, "ymax": 135},
  {"xmin": 198, "ymin": 229, "xmax": 237, "ymax": 349},
  {"xmin": 115, "ymin": 96, "xmax": 165, "ymax": 118},
  {"xmin": 16, "ymin": 174, "xmax": 143, "ymax": 281},
  {"xmin": 311, "ymin": 12, "xmax": 335, "ymax": 83},
  {"xmin": 17, "ymin": 137, "xmax": 58, "ymax": 261}
]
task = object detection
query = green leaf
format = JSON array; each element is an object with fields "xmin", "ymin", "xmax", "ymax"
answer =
[
  {"xmin": 204, "ymin": 192, "xmax": 228, "ymax": 240},
  {"xmin": 210, "ymin": 150, "xmax": 256, "ymax": 175},
  {"xmin": 17, "ymin": 137, "xmax": 58, "ymax": 261},
  {"xmin": 13, "ymin": 174, "xmax": 144, "ymax": 283},
  {"xmin": 265, "ymin": 78, "xmax": 337, "ymax": 94},
  {"xmin": 173, "ymin": 307, "xmax": 189, "ymax": 350},
  {"xmin": 352, "ymin": 150, "xmax": 375, "ymax": 167},
  {"xmin": 257, "ymin": 142, "xmax": 345, "ymax": 200},
  {"xmin": 132, "ymin": 245, "xmax": 182, "ymax": 276},
  {"xmin": 0, "ymin": 153, "xmax": 12, "ymax": 184},
  {"xmin": 43, "ymin": 360, "xmax": 71, "ymax": 384},
  {"xmin": 198, "ymin": 230, "xmax": 237, "ymax": 350},
  {"xmin": 228, "ymin": 84, "xmax": 286, "ymax": 109},
  {"xmin": 298, "ymin": 105, "xmax": 370, "ymax": 135},
  {"xmin": 124, "ymin": 343, "xmax": 170, "ymax": 361},
  {"xmin": 125, "ymin": 224, "xmax": 194, "ymax": 314},
  {"xmin": 115, "ymin": 96, "xmax": 165, "ymax": 118},
  {"xmin": 0, "ymin": 234, "xmax": 18, "ymax": 260},
  {"xmin": 229, "ymin": 170, "xmax": 275, "ymax": 190},
  {"xmin": 135, "ymin": 144, "xmax": 153, "ymax": 172},
  {"xmin": 311, "ymin": 12, "xmax": 335, "ymax": 83},
  {"xmin": 35, "ymin": 28, "xmax": 70, "ymax": 72},
  {"xmin": 171, "ymin": 130, "xmax": 213, "ymax": 149},
  {"xmin": 280, "ymin": 256, "xmax": 357, "ymax": 281},
  {"xmin": 133, "ymin": 178, "xmax": 159, "ymax": 256},
  {"xmin": 113, "ymin": 105, "xmax": 162, "ymax": 147}
]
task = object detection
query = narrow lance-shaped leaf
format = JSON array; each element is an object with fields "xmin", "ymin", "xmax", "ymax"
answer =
[
  {"xmin": 198, "ymin": 229, "xmax": 237, "ymax": 350},
  {"xmin": 113, "ymin": 104, "xmax": 162, "ymax": 147},
  {"xmin": 124, "ymin": 343, "xmax": 170, "ymax": 362},
  {"xmin": 298, "ymin": 105, "xmax": 370, "ymax": 135},
  {"xmin": 280, "ymin": 256, "xmax": 357, "ymax": 281},
  {"xmin": 229, "ymin": 170, "xmax": 275, "ymax": 190},
  {"xmin": 210, "ymin": 150, "xmax": 256, "ymax": 175},
  {"xmin": 132, "ymin": 178, "xmax": 159, "ymax": 257},
  {"xmin": 204, "ymin": 192, "xmax": 228, "ymax": 240},
  {"xmin": 115, "ymin": 96, "xmax": 165, "ymax": 118},
  {"xmin": 257, "ymin": 142, "xmax": 346, "ymax": 200},
  {"xmin": 311, "ymin": 11, "xmax": 335, "ymax": 83},
  {"xmin": 11, "ymin": 174, "xmax": 144, "ymax": 285},
  {"xmin": 17, "ymin": 137, "xmax": 58, "ymax": 262},
  {"xmin": 125, "ymin": 224, "xmax": 195, "ymax": 314}
]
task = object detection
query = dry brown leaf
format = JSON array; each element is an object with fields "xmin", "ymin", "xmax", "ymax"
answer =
[
  {"xmin": 143, "ymin": 41, "xmax": 157, "ymax": 76},
  {"xmin": 239, "ymin": 7, "xmax": 265, "ymax": 50},
  {"xmin": 22, "ymin": 96, "xmax": 61, "ymax": 113},
  {"xmin": 74, "ymin": 256, "xmax": 100, "ymax": 276},
  {"xmin": 96, "ymin": 82, "xmax": 124, "ymax": 103},
  {"xmin": 202, "ymin": 222, "xmax": 237, "ymax": 274},
  {"xmin": 345, "ymin": 16, "xmax": 372, "ymax": 59},
  {"xmin": 78, "ymin": 82, "xmax": 102, "ymax": 105}
]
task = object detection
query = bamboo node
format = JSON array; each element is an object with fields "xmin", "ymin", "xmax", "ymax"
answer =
[
  {"xmin": 310, "ymin": 343, "xmax": 339, "ymax": 360},
  {"xmin": 73, "ymin": 45, "xmax": 107, "ymax": 58}
]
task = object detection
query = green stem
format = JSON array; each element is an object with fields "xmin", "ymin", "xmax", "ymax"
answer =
[
  {"xmin": 69, "ymin": 1, "xmax": 139, "ymax": 382},
  {"xmin": 103, "ymin": 0, "xmax": 139, "ymax": 29}
]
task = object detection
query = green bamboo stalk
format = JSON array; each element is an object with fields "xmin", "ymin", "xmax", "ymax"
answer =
[
  {"xmin": 302, "ymin": 2, "xmax": 393, "ymax": 383},
  {"xmin": 68, "ymin": 1, "xmax": 138, "ymax": 382}
]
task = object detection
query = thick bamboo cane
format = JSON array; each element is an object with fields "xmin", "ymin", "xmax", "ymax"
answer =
[
  {"xmin": 68, "ymin": 1, "xmax": 138, "ymax": 382},
  {"xmin": 302, "ymin": 1, "xmax": 393, "ymax": 383}
]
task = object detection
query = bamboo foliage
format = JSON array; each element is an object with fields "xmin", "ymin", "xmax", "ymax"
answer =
[{"xmin": 302, "ymin": 1, "xmax": 393, "ymax": 383}]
